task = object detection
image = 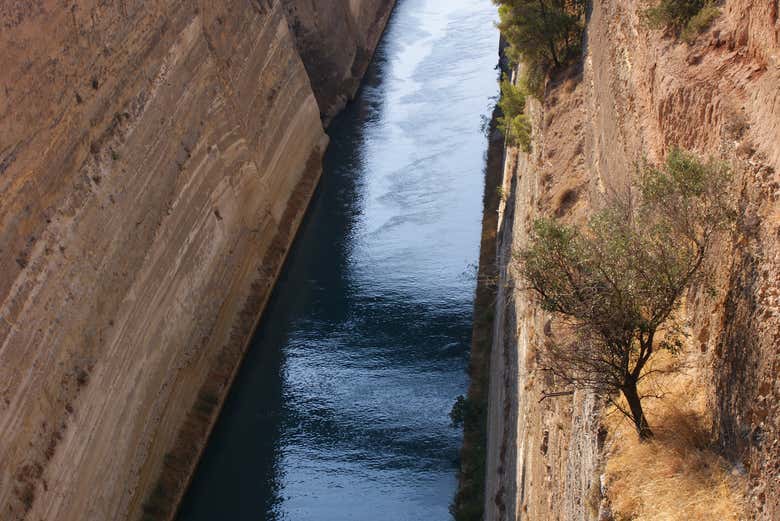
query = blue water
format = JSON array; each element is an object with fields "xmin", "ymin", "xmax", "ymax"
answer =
[{"xmin": 177, "ymin": 1, "xmax": 499, "ymax": 519}]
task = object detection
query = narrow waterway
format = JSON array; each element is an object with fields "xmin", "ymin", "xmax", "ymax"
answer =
[{"xmin": 177, "ymin": 1, "xmax": 499, "ymax": 519}]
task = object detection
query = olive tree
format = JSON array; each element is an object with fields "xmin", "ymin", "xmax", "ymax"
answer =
[{"xmin": 517, "ymin": 149, "xmax": 734, "ymax": 438}]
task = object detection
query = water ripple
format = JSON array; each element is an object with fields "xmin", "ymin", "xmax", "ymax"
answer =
[{"xmin": 177, "ymin": 0, "xmax": 499, "ymax": 520}]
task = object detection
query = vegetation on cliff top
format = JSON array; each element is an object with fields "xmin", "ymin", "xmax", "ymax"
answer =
[
  {"xmin": 495, "ymin": 0, "xmax": 585, "ymax": 74},
  {"xmin": 517, "ymin": 149, "xmax": 735, "ymax": 438},
  {"xmin": 496, "ymin": 0, "xmax": 585, "ymax": 96},
  {"xmin": 492, "ymin": 0, "xmax": 585, "ymax": 148}
]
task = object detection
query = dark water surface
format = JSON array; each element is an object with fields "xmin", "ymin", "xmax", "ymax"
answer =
[{"xmin": 177, "ymin": 1, "xmax": 498, "ymax": 519}]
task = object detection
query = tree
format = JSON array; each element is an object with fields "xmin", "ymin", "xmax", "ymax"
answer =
[
  {"xmin": 495, "ymin": 0, "xmax": 585, "ymax": 69},
  {"xmin": 517, "ymin": 149, "xmax": 734, "ymax": 438}
]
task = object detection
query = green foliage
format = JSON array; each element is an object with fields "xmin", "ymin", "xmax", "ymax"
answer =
[
  {"xmin": 519, "ymin": 62, "xmax": 547, "ymax": 100},
  {"xmin": 498, "ymin": 75, "xmax": 527, "ymax": 116},
  {"xmin": 681, "ymin": 4, "xmax": 720, "ymax": 42},
  {"xmin": 495, "ymin": 0, "xmax": 586, "ymax": 70},
  {"xmin": 642, "ymin": 0, "xmax": 704, "ymax": 31},
  {"xmin": 492, "ymin": 2, "xmax": 585, "ymax": 149},
  {"xmin": 642, "ymin": 0, "xmax": 720, "ymax": 42},
  {"xmin": 497, "ymin": 76, "xmax": 533, "ymax": 151},
  {"xmin": 494, "ymin": 0, "xmax": 585, "ymax": 104},
  {"xmin": 449, "ymin": 392, "xmax": 488, "ymax": 521},
  {"xmin": 450, "ymin": 395, "xmax": 472, "ymax": 427},
  {"xmin": 639, "ymin": 148, "xmax": 735, "ymax": 234},
  {"xmin": 496, "ymin": 185, "xmax": 508, "ymax": 202},
  {"xmin": 517, "ymin": 148, "xmax": 734, "ymax": 437},
  {"xmin": 501, "ymin": 114, "xmax": 533, "ymax": 152}
]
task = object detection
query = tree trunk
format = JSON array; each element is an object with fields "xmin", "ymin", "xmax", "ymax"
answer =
[
  {"xmin": 537, "ymin": 0, "xmax": 561, "ymax": 67},
  {"xmin": 622, "ymin": 380, "xmax": 653, "ymax": 439}
]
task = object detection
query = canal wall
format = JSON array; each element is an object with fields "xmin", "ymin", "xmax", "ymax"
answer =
[
  {"xmin": 283, "ymin": 0, "xmax": 396, "ymax": 122},
  {"xmin": 0, "ymin": 1, "xmax": 394, "ymax": 520},
  {"xmin": 484, "ymin": 1, "xmax": 779, "ymax": 519}
]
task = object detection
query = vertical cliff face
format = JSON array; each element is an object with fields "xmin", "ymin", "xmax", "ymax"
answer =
[
  {"xmin": 486, "ymin": 1, "xmax": 779, "ymax": 519},
  {"xmin": 586, "ymin": 2, "xmax": 778, "ymax": 517},
  {"xmin": 486, "ymin": 60, "xmax": 600, "ymax": 521},
  {"xmin": 0, "ymin": 1, "xmax": 393, "ymax": 520},
  {"xmin": 282, "ymin": 0, "xmax": 396, "ymax": 121}
]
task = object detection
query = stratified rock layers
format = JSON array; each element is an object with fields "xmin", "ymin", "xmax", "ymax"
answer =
[
  {"xmin": 283, "ymin": 0, "xmax": 395, "ymax": 121},
  {"xmin": 0, "ymin": 1, "xmax": 393, "ymax": 520}
]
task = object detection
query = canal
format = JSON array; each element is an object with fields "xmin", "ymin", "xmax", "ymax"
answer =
[{"xmin": 177, "ymin": 1, "xmax": 499, "ymax": 519}]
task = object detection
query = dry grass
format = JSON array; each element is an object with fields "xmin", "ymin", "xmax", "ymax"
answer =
[{"xmin": 603, "ymin": 353, "xmax": 748, "ymax": 521}]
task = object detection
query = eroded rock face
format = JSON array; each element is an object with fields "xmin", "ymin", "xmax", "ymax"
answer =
[
  {"xmin": 487, "ymin": 0, "xmax": 778, "ymax": 519},
  {"xmin": 585, "ymin": 2, "xmax": 778, "ymax": 517},
  {"xmin": 0, "ymin": 1, "xmax": 391, "ymax": 520},
  {"xmin": 283, "ymin": 0, "xmax": 396, "ymax": 121},
  {"xmin": 485, "ymin": 63, "xmax": 600, "ymax": 521}
]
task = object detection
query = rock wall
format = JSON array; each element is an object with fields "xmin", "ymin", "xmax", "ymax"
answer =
[
  {"xmin": 0, "ymin": 1, "xmax": 393, "ymax": 520},
  {"xmin": 485, "ymin": 0, "xmax": 779, "ymax": 519},
  {"xmin": 586, "ymin": 1, "xmax": 778, "ymax": 517},
  {"xmin": 283, "ymin": 0, "xmax": 396, "ymax": 122},
  {"xmin": 485, "ymin": 61, "xmax": 602, "ymax": 521}
]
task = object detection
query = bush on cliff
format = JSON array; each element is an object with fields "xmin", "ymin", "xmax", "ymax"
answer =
[
  {"xmin": 680, "ymin": 4, "xmax": 720, "ymax": 42},
  {"xmin": 643, "ymin": 0, "xmax": 720, "ymax": 42},
  {"xmin": 497, "ymin": 77, "xmax": 532, "ymax": 151},
  {"xmin": 516, "ymin": 149, "xmax": 735, "ymax": 439}
]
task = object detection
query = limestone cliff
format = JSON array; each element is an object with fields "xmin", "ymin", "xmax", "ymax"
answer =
[
  {"xmin": 485, "ymin": 1, "xmax": 779, "ymax": 519},
  {"xmin": 283, "ymin": 0, "xmax": 395, "ymax": 122},
  {"xmin": 0, "ymin": 1, "xmax": 393, "ymax": 520}
]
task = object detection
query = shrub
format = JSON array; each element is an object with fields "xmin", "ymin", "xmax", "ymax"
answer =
[
  {"xmin": 497, "ymin": 77, "xmax": 533, "ymax": 151},
  {"xmin": 681, "ymin": 4, "xmax": 720, "ymax": 42},
  {"xmin": 643, "ymin": 0, "xmax": 720, "ymax": 42},
  {"xmin": 449, "ymin": 395, "xmax": 468, "ymax": 427},
  {"xmin": 519, "ymin": 61, "xmax": 547, "ymax": 100},
  {"xmin": 502, "ymin": 114, "xmax": 533, "ymax": 152}
]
